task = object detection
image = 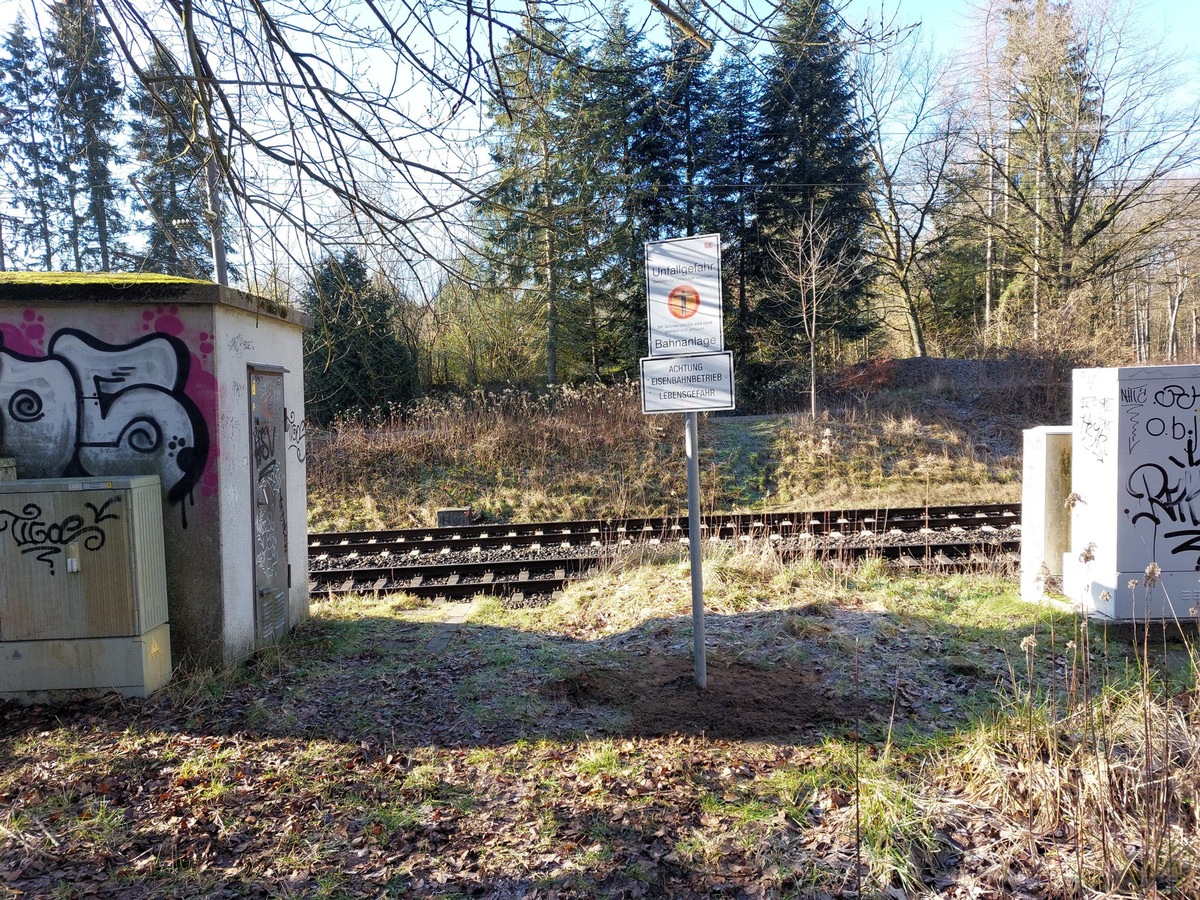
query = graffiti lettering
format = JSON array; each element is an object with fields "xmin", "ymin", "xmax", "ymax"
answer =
[
  {"xmin": 1127, "ymin": 463, "xmax": 1197, "ymax": 526},
  {"xmin": 1081, "ymin": 395, "xmax": 1114, "ymax": 413},
  {"xmin": 228, "ymin": 334, "xmax": 255, "ymax": 355},
  {"xmin": 285, "ymin": 407, "xmax": 306, "ymax": 463},
  {"xmin": 1123, "ymin": 384, "xmax": 1147, "ymax": 454},
  {"xmin": 1127, "ymin": 407, "xmax": 1142, "ymax": 454},
  {"xmin": 1163, "ymin": 530, "xmax": 1200, "ymax": 569},
  {"xmin": 0, "ymin": 330, "xmax": 210, "ymax": 523},
  {"xmin": 253, "ymin": 420, "xmax": 276, "ymax": 468},
  {"xmin": 255, "ymin": 457, "xmax": 283, "ymax": 578},
  {"xmin": 1080, "ymin": 415, "xmax": 1111, "ymax": 462},
  {"xmin": 1143, "ymin": 414, "xmax": 1199, "ymax": 444},
  {"xmin": 1154, "ymin": 384, "xmax": 1200, "ymax": 410},
  {"xmin": 0, "ymin": 496, "xmax": 121, "ymax": 575},
  {"xmin": 1126, "ymin": 448, "xmax": 1200, "ymax": 567}
]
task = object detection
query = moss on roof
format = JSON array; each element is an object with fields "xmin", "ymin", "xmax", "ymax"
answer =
[{"xmin": 0, "ymin": 271, "xmax": 212, "ymax": 286}]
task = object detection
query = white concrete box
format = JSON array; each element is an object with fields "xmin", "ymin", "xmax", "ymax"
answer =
[{"xmin": 1064, "ymin": 366, "xmax": 1200, "ymax": 621}]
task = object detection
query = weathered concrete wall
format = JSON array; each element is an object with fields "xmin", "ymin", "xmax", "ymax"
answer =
[{"xmin": 212, "ymin": 303, "xmax": 308, "ymax": 664}]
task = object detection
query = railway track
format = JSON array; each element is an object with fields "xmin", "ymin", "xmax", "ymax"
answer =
[{"xmin": 308, "ymin": 502, "xmax": 1021, "ymax": 602}]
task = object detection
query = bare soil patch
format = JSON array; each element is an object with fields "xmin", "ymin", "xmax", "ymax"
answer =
[{"xmin": 549, "ymin": 655, "xmax": 843, "ymax": 739}]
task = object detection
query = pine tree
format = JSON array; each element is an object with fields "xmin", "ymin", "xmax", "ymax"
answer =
[
  {"xmin": 579, "ymin": 1, "xmax": 668, "ymax": 374},
  {"xmin": 128, "ymin": 48, "xmax": 225, "ymax": 279},
  {"xmin": 478, "ymin": 7, "xmax": 600, "ymax": 384},
  {"xmin": 44, "ymin": 0, "xmax": 125, "ymax": 271},
  {"xmin": 0, "ymin": 15, "xmax": 61, "ymax": 269},
  {"xmin": 753, "ymin": 0, "xmax": 873, "ymax": 362},
  {"xmin": 656, "ymin": 1, "xmax": 715, "ymax": 238},
  {"xmin": 302, "ymin": 250, "xmax": 419, "ymax": 424},
  {"xmin": 700, "ymin": 46, "xmax": 760, "ymax": 361}
]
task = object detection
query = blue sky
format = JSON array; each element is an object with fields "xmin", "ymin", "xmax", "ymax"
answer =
[
  {"xmin": 2, "ymin": 0, "xmax": 1195, "ymax": 71},
  {"xmin": 839, "ymin": 0, "xmax": 1199, "ymax": 61}
]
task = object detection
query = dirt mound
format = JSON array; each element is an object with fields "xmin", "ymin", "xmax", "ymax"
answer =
[{"xmin": 549, "ymin": 656, "xmax": 845, "ymax": 739}]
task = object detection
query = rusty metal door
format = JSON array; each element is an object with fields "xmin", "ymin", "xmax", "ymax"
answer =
[{"xmin": 249, "ymin": 368, "xmax": 289, "ymax": 646}]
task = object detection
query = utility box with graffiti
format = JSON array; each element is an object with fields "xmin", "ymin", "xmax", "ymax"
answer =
[
  {"xmin": 0, "ymin": 475, "xmax": 171, "ymax": 699},
  {"xmin": 1063, "ymin": 365, "xmax": 1200, "ymax": 621},
  {"xmin": 0, "ymin": 275, "xmax": 310, "ymax": 670}
]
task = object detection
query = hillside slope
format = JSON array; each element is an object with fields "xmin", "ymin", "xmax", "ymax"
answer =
[{"xmin": 306, "ymin": 358, "xmax": 1064, "ymax": 530}]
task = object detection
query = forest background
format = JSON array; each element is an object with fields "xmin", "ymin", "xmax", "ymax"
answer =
[{"xmin": 2, "ymin": 0, "xmax": 1200, "ymax": 423}]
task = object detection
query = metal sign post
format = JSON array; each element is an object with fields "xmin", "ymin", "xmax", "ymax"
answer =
[
  {"xmin": 641, "ymin": 234, "xmax": 731, "ymax": 689},
  {"xmin": 685, "ymin": 410, "xmax": 706, "ymax": 688}
]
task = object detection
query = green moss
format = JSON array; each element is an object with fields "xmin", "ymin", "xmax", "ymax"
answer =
[{"xmin": 0, "ymin": 271, "xmax": 210, "ymax": 286}]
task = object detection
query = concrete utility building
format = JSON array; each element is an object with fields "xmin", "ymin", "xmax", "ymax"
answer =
[{"xmin": 0, "ymin": 274, "xmax": 310, "ymax": 691}]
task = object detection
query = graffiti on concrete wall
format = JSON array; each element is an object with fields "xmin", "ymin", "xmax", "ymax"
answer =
[
  {"xmin": 1078, "ymin": 394, "xmax": 1115, "ymax": 463},
  {"xmin": 0, "ymin": 328, "xmax": 210, "ymax": 524},
  {"xmin": 1122, "ymin": 381, "xmax": 1200, "ymax": 569},
  {"xmin": 285, "ymin": 407, "xmax": 306, "ymax": 463}
]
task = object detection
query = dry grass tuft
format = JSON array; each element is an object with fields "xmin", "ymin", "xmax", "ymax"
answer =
[{"xmin": 938, "ymin": 627, "xmax": 1200, "ymax": 898}]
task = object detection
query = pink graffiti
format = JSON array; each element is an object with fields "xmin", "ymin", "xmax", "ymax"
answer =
[{"xmin": 1, "ymin": 310, "xmax": 47, "ymax": 354}]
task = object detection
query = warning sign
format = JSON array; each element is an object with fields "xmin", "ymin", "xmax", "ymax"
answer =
[
  {"xmin": 640, "ymin": 352, "xmax": 735, "ymax": 414},
  {"xmin": 645, "ymin": 234, "xmax": 723, "ymax": 357}
]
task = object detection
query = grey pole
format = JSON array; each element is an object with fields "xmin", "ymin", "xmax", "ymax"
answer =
[{"xmin": 685, "ymin": 410, "xmax": 707, "ymax": 688}]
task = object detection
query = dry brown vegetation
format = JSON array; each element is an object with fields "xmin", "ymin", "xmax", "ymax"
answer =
[{"xmin": 306, "ymin": 359, "xmax": 1044, "ymax": 531}]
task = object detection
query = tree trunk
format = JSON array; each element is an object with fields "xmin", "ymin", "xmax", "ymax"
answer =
[
  {"xmin": 903, "ymin": 277, "xmax": 927, "ymax": 357},
  {"xmin": 540, "ymin": 142, "xmax": 557, "ymax": 385}
]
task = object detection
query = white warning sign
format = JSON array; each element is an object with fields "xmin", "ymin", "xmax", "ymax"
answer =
[
  {"xmin": 645, "ymin": 234, "xmax": 723, "ymax": 357},
  {"xmin": 640, "ymin": 352, "xmax": 735, "ymax": 414}
]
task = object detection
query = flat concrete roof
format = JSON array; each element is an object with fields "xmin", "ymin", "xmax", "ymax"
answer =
[{"xmin": 0, "ymin": 273, "xmax": 311, "ymax": 329}]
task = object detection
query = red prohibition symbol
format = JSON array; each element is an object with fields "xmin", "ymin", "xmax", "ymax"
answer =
[{"xmin": 667, "ymin": 284, "xmax": 701, "ymax": 320}]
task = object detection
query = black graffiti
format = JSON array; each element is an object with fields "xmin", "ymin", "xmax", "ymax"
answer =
[
  {"xmin": 1127, "ymin": 405, "xmax": 1143, "ymax": 454},
  {"xmin": 253, "ymin": 419, "xmax": 276, "ymax": 468},
  {"xmin": 0, "ymin": 497, "xmax": 122, "ymax": 575},
  {"xmin": 8, "ymin": 389, "xmax": 44, "ymax": 423},
  {"xmin": 1079, "ymin": 415, "xmax": 1110, "ymax": 462},
  {"xmin": 285, "ymin": 407, "xmax": 306, "ymax": 463},
  {"xmin": 1121, "ymin": 385, "xmax": 1147, "ymax": 405},
  {"xmin": 1154, "ymin": 384, "xmax": 1200, "ymax": 410},
  {"xmin": 1127, "ymin": 462, "xmax": 1200, "ymax": 525},
  {"xmin": 1163, "ymin": 530, "xmax": 1200, "ymax": 569}
]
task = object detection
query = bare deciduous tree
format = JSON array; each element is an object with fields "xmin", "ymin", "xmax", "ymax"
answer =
[
  {"xmin": 853, "ymin": 31, "xmax": 968, "ymax": 357},
  {"xmin": 771, "ymin": 200, "xmax": 867, "ymax": 417},
  {"xmin": 84, "ymin": 0, "xmax": 898, "ymax": 283},
  {"xmin": 966, "ymin": 0, "xmax": 1200, "ymax": 345}
]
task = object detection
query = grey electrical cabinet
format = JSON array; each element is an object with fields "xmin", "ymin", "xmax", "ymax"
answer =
[{"xmin": 0, "ymin": 475, "xmax": 172, "ymax": 700}]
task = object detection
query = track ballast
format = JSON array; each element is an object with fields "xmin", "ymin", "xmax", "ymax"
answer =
[{"xmin": 308, "ymin": 502, "xmax": 1021, "ymax": 602}]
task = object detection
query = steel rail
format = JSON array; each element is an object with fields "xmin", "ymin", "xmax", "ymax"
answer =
[
  {"xmin": 308, "ymin": 502, "xmax": 1021, "ymax": 560},
  {"xmin": 309, "ymin": 533, "xmax": 1020, "ymax": 602}
]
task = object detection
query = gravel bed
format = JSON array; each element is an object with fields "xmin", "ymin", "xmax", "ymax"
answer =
[{"xmin": 309, "ymin": 525, "xmax": 1020, "ymax": 572}]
